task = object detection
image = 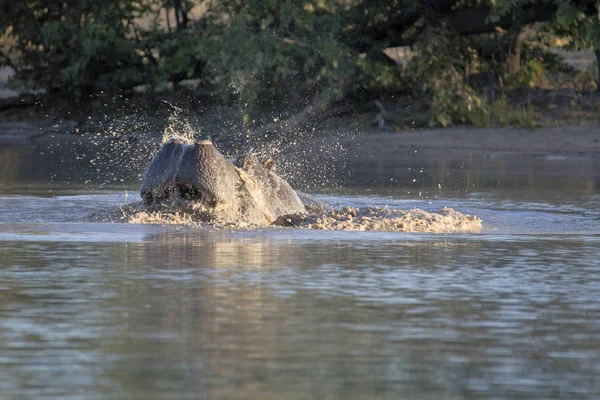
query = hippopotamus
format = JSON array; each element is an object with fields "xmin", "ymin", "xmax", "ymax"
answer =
[{"xmin": 140, "ymin": 139, "xmax": 306, "ymax": 225}]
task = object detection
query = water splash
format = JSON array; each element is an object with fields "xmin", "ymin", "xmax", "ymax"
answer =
[
  {"xmin": 95, "ymin": 200, "xmax": 482, "ymax": 233},
  {"xmin": 161, "ymin": 101, "xmax": 199, "ymax": 144},
  {"xmin": 152, "ymin": 101, "xmax": 358, "ymax": 192},
  {"xmin": 69, "ymin": 113, "xmax": 159, "ymax": 189},
  {"xmin": 46, "ymin": 96, "xmax": 358, "ymax": 194},
  {"xmin": 218, "ymin": 119, "xmax": 358, "ymax": 192}
]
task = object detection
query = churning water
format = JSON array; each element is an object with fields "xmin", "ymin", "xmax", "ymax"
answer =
[{"xmin": 1, "ymin": 133, "xmax": 600, "ymax": 399}]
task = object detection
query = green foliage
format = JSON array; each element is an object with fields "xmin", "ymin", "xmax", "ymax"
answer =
[
  {"xmin": 0, "ymin": 0, "xmax": 361, "ymax": 116},
  {"xmin": 504, "ymin": 59, "xmax": 544, "ymax": 88},
  {"xmin": 459, "ymin": 97, "xmax": 537, "ymax": 128},
  {"xmin": 491, "ymin": 0, "xmax": 600, "ymax": 53},
  {"xmin": 149, "ymin": 28, "xmax": 207, "ymax": 91},
  {"xmin": 197, "ymin": 0, "xmax": 356, "ymax": 121},
  {"xmin": 554, "ymin": 1, "xmax": 600, "ymax": 54},
  {"xmin": 356, "ymin": 57, "xmax": 405, "ymax": 94},
  {"xmin": 0, "ymin": 0, "xmax": 598, "ymax": 129},
  {"xmin": 402, "ymin": 27, "xmax": 486, "ymax": 127},
  {"xmin": 0, "ymin": 0, "xmax": 211, "ymax": 98},
  {"xmin": 0, "ymin": 1, "xmax": 150, "ymax": 96}
]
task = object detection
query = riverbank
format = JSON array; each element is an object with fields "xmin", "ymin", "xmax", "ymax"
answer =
[
  {"xmin": 3, "ymin": 62, "xmax": 600, "ymax": 156},
  {"xmin": 2, "ymin": 112, "xmax": 600, "ymax": 156},
  {"xmin": 351, "ymin": 123, "xmax": 600, "ymax": 156}
]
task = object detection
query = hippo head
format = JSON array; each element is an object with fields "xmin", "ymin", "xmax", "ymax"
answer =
[
  {"xmin": 141, "ymin": 139, "xmax": 239, "ymax": 205},
  {"xmin": 140, "ymin": 139, "xmax": 306, "ymax": 225}
]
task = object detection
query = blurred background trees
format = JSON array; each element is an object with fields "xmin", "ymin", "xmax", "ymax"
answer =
[{"xmin": 1, "ymin": 0, "xmax": 599, "ymax": 127}]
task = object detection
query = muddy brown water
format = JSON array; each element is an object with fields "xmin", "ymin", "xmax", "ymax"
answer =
[{"xmin": 1, "ymin": 134, "xmax": 600, "ymax": 399}]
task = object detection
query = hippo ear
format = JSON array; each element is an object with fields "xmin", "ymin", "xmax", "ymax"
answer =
[
  {"xmin": 240, "ymin": 155, "xmax": 255, "ymax": 169},
  {"xmin": 263, "ymin": 158, "xmax": 276, "ymax": 172}
]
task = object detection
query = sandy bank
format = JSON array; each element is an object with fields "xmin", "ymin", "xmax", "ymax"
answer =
[
  {"xmin": 349, "ymin": 124, "xmax": 600, "ymax": 156},
  {"xmin": 1, "ymin": 115, "xmax": 600, "ymax": 157}
]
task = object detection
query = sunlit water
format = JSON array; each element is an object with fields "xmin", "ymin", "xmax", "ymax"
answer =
[{"xmin": 1, "ymin": 135, "xmax": 600, "ymax": 399}]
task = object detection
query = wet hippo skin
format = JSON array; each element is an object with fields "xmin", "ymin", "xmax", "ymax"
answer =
[{"xmin": 140, "ymin": 139, "xmax": 306, "ymax": 225}]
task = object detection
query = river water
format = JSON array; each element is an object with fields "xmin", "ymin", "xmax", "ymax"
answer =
[{"xmin": 1, "ymin": 134, "xmax": 600, "ymax": 399}]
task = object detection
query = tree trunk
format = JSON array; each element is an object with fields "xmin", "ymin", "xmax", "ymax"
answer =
[
  {"xmin": 173, "ymin": 0, "xmax": 189, "ymax": 30},
  {"xmin": 595, "ymin": 49, "xmax": 600, "ymax": 89},
  {"xmin": 165, "ymin": 7, "xmax": 172, "ymax": 32},
  {"xmin": 506, "ymin": 25, "xmax": 531, "ymax": 75}
]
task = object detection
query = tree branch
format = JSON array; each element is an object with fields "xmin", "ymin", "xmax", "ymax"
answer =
[
  {"xmin": 358, "ymin": 0, "xmax": 596, "ymax": 53},
  {"xmin": 351, "ymin": 0, "xmax": 459, "ymax": 51},
  {"xmin": 444, "ymin": 5, "xmax": 555, "ymax": 35}
]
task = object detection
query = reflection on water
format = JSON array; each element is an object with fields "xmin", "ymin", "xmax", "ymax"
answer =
[
  {"xmin": 1, "ymin": 137, "xmax": 600, "ymax": 399},
  {"xmin": 0, "ymin": 134, "xmax": 155, "ymax": 193},
  {"xmin": 1, "ymin": 134, "xmax": 600, "ymax": 195},
  {"xmin": 1, "ymin": 233, "xmax": 600, "ymax": 399},
  {"xmin": 349, "ymin": 148, "xmax": 600, "ymax": 196}
]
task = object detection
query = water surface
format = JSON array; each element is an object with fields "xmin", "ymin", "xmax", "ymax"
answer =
[{"xmin": 1, "ymin": 136, "xmax": 600, "ymax": 399}]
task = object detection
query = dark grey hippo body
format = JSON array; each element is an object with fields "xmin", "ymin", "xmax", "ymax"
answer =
[{"xmin": 140, "ymin": 139, "xmax": 306, "ymax": 225}]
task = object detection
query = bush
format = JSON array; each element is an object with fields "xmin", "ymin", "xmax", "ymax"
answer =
[{"xmin": 461, "ymin": 97, "xmax": 537, "ymax": 127}]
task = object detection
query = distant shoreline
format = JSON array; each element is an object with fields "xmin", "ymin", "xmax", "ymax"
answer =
[
  {"xmin": 2, "ymin": 116, "xmax": 599, "ymax": 159},
  {"xmin": 349, "ymin": 124, "xmax": 600, "ymax": 157}
]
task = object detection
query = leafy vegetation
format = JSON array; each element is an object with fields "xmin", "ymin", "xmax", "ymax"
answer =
[{"xmin": 1, "ymin": 0, "xmax": 599, "ymax": 128}]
